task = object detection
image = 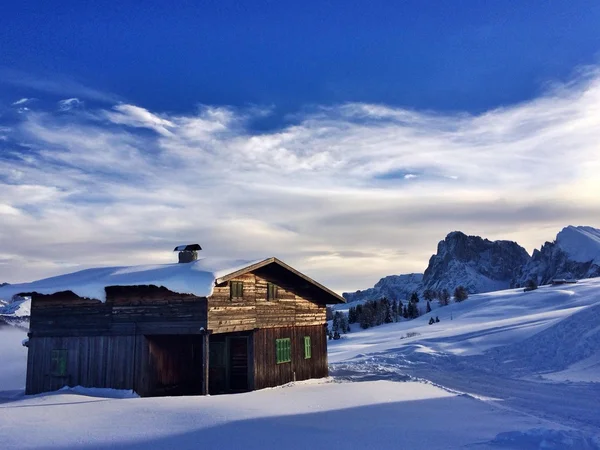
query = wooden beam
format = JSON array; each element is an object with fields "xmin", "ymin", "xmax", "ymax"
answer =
[{"xmin": 201, "ymin": 332, "xmax": 210, "ymax": 395}]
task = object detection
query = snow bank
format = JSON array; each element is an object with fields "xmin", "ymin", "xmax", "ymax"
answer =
[
  {"xmin": 58, "ymin": 386, "xmax": 139, "ymax": 398},
  {"xmin": 0, "ymin": 258, "xmax": 261, "ymax": 303},
  {"xmin": 557, "ymin": 225, "xmax": 600, "ymax": 264},
  {"xmin": 0, "ymin": 381, "xmax": 575, "ymax": 449},
  {"xmin": 0, "ymin": 326, "xmax": 28, "ymax": 391}
]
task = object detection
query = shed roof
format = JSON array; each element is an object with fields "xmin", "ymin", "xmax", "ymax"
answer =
[{"xmin": 0, "ymin": 257, "xmax": 345, "ymax": 304}]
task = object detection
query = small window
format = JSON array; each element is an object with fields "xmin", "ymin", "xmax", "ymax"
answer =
[
  {"xmin": 304, "ymin": 336, "xmax": 311, "ymax": 359},
  {"xmin": 276, "ymin": 338, "xmax": 291, "ymax": 364},
  {"xmin": 51, "ymin": 349, "xmax": 67, "ymax": 376},
  {"xmin": 267, "ymin": 283, "xmax": 278, "ymax": 301},
  {"xmin": 230, "ymin": 281, "xmax": 244, "ymax": 299}
]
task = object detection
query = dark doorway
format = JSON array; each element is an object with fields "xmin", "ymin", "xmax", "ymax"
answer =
[
  {"xmin": 146, "ymin": 335, "xmax": 203, "ymax": 396},
  {"xmin": 209, "ymin": 334, "xmax": 250, "ymax": 394},
  {"xmin": 229, "ymin": 337, "xmax": 249, "ymax": 392}
]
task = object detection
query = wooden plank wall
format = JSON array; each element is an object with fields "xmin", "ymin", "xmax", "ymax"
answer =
[
  {"xmin": 26, "ymin": 290, "xmax": 208, "ymax": 396},
  {"xmin": 253, "ymin": 325, "xmax": 328, "ymax": 390},
  {"xmin": 25, "ymin": 334, "xmax": 147, "ymax": 395},
  {"xmin": 208, "ymin": 274, "xmax": 327, "ymax": 334},
  {"xmin": 30, "ymin": 297, "xmax": 208, "ymax": 337}
]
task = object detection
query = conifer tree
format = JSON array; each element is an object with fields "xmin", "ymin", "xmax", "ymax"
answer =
[
  {"xmin": 439, "ymin": 288, "xmax": 451, "ymax": 306},
  {"xmin": 454, "ymin": 285, "xmax": 469, "ymax": 302},
  {"xmin": 391, "ymin": 299, "xmax": 398, "ymax": 322},
  {"xmin": 410, "ymin": 291, "xmax": 420, "ymax": 303},
  {"xmin": 426, "ymin": 300, "xmax": 432, "ymax": 313},
  {"xmin": 384, "ymin": 298, "xmax": 393, "ymax": 323}
]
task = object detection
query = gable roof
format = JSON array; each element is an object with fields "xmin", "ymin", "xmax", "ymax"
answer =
[
  {"xmin": 216, "ymin": 257, "xmax": 345, "ymax": 304},
  {"xmin": 0, "ymin": 257, "xmax": 345, "ymax": 305}
]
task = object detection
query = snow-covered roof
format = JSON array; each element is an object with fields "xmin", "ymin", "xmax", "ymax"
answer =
[{"xmin": 0, "ymin": 258, "xmax": 263, "ymax": 303}]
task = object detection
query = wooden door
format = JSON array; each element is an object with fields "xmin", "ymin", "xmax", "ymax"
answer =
[{"xmin": 228, "ymin": 336, "xmax": 249, "ymax": 392}]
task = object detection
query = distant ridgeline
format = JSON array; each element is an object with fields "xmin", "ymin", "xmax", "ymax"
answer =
[{"xmin": 343, "ymin": 225, "xmax": 600, "ymax": 304}]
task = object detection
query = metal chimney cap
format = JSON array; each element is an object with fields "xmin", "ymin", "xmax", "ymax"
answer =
[{"xmin": 173, "ymin": 244, "xmax": 202, "ymax": 252}]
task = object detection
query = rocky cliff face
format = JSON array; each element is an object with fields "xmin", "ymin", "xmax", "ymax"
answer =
[
  {"xmin": 516, "ymin": 226, "xmax": 600, "ymax": 286},
  {"xmin": 421, "ymin": 231, "xmax": 531, "ymax": 294},
  {"xmin": 342, "ymin": 226, "xmax": 600, "ymax": 305},
  {"xmin": 343, "ymin": 273, "xmax": 423, "ymax": 303}
]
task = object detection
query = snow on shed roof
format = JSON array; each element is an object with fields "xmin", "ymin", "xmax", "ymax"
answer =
[{"xmin": 0, "ymin": 258, "xmax": 262, "ymax": 303}]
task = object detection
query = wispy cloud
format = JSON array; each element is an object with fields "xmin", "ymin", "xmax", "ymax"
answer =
[
  {"xmin": 58, "ymin": 98, "xmax": 83, "ymax": 111},
  {"xmin": 0, "ymin": 69, "xmax": 119, "ymax": 103},
  {"xmin": 12, "ymin": 98, "xmax": 32, "ymax": 106},
  {"xmin": 1, "ymin": 69, "xmax": 600, "ymax": 291}
]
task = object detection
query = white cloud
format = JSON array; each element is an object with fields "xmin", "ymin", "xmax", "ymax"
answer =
[
  {"xmin": 1, "ymin": 69, "xmax": 600, "ymax": 291},
  {"xmin": 105, "ymin": 104, "xmax": 175, "ymax": 136},
  {"xmin": 12, "ymin": 98, "xmax": 31, "ymax": 106},
  {"xmin": 58, "ymin": 98, "xmax": 83, "ymax": 111}
]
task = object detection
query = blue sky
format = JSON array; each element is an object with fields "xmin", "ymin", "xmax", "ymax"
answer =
[
  {"xmin": 3, "ymin": 1, "xmax": 600, "ymax": 117},
  {"xmin": 1, "ymin": 1, "xmax": 600, "ymax": 291}
]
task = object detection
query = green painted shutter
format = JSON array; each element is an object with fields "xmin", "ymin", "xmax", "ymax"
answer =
[
  {"xmin": 304, "ymin": 336, "xmax": 311, "ymax": 359},
  {"xmin": 51, "ymin": 349, "xmax": 67, "ymax": 376},
  {"xmin": 276, "ymin": 338, "xmax": 291, "ymax": 364}
]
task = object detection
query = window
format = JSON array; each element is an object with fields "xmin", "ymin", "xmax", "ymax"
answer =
[
  {"xmin": 304, "ymin": 336, "xmax": 311, "ymax": 359},
  {"xmin": 51, "ymin": 349, "xmax": 67, "ymax": 376},
  {"xmin": 230, "ymin": 281, "xmax": 244, "ymax": 299},
  {"xmin": 267, "ymin": 282, "xmax": 278, "ymax": 301},
  {"xmin": 276, "ymin": 338, "xmax": 291, "ymax": 364}
]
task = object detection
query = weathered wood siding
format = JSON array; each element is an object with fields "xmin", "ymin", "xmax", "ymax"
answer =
[
  {"xmin": 29, "ymin": 294, "xmax": 208, "ymax": 337},
  {"xmin": 26, "ymin": 289, "xmax": 208, "ymax": 396},
  {"xmin": 208, "ymin": 274, "xmax": 327, "ymax": 334},
  {"xmin": 25, "ymin": 334, "xmax": 148, "ymax": 395},
  {"xmin": 253, "ymin": 325, "xmax": 328, "ymax": 390}
]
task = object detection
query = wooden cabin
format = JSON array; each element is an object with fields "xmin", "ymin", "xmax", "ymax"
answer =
[{"xmin": 13, "ymin": 256, "xmax": 345, "ymax": 396}]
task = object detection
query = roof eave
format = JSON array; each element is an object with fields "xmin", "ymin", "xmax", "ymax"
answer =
[{"xmin": 215, "ymin": 257, "xmax": 346, "ymax": 304}]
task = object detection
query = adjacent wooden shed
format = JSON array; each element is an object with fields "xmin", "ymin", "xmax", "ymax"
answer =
[{"xmin": 10, "ymin": 257, "xmax": 345, "ymax": 396}]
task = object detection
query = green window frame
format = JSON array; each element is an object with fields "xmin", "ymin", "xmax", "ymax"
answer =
[
  {"xmin": 267, "ymin": 282, "xmax": 278, "ymax": 301},
  {"xmin": 230, "ymin": 281, "xmax": 244, "ymax": 299},
  {"xmin": 304, "ymin": 336, "xmax": 311, "ymax": 359},
  {"xmin": 51, "ymin": 349, "xmax": 67, "ymax": 376},
  {"xmin": 276, "ymin": 338, "xmax": 291, "ymax": 364}
]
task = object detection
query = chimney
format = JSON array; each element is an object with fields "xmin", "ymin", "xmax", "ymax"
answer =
[{"xmin": 173, "ymin": 244, "xmax": 202, "ymax": 263}]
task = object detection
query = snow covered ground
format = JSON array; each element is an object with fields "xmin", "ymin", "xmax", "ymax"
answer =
[{"xmin": 1, "ymin": 279, "xmax": 599, "ymax": 449}]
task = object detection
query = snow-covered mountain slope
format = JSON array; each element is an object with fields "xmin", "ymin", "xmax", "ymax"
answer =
[
  {"xmin": 421, "ymin": 231, "xmax": 529, "ymax": 294},
  {"xmin": 517, "ymin": 225, "xmax": 600, "ymax": 286},
  {"xmin": 343, "ymin": 273, "xmax": 423, "ymax": 303},
  {"xmin": 558, "ymin": 225, "xmax": 600, "ymax": 264},
  {"xmin": 330, "ymin": 278, "xmax": 600, "ymax": 437},
  {"xmin": 0, "ymin": 296, "xmax": 30, "ymax": 329}
]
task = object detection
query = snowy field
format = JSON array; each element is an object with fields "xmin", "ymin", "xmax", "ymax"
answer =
[{"xmin": 1, "ymin": 279, "xmax": 600, "ymax": 449}]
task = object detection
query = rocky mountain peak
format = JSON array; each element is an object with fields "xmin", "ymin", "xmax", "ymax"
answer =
[
  {"xmin": 422, "ymin": 231, "xmax": 530, "ymax": 294},
  {"xmin": 517, "ymin": 225, "xmax": 600, "ymax": 286}
]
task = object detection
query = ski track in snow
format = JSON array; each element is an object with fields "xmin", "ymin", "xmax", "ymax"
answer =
[{"xmin": 330, "ymin": 279, "xmax": 600, "ymax": 441}]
